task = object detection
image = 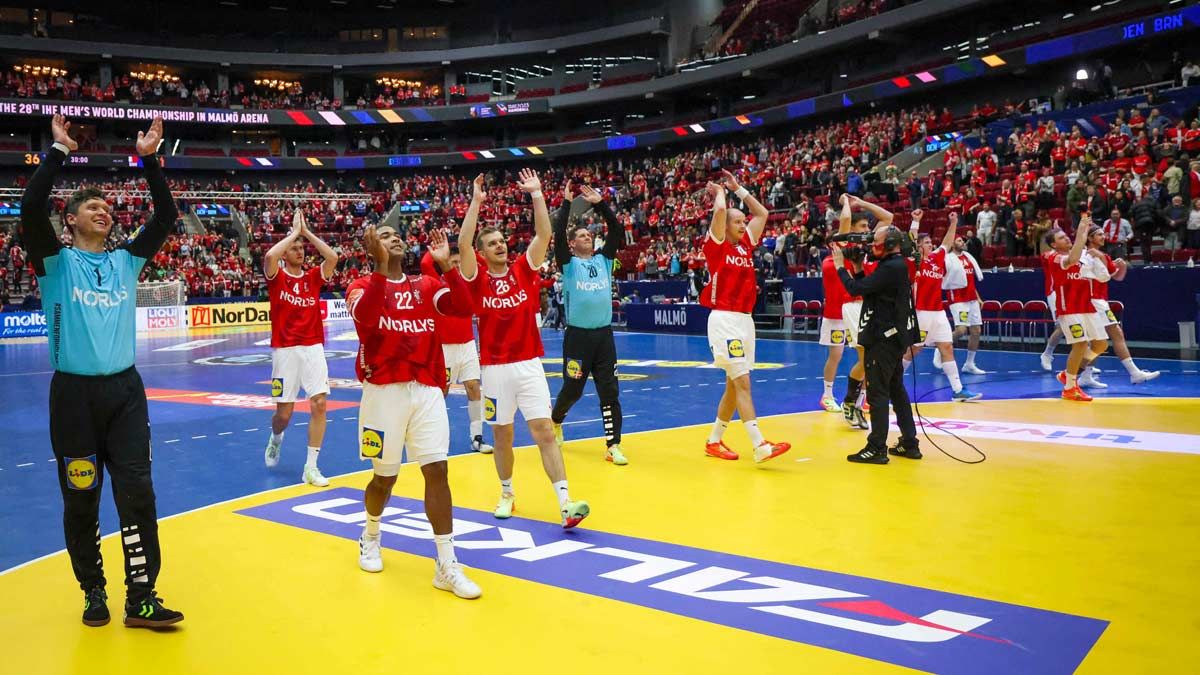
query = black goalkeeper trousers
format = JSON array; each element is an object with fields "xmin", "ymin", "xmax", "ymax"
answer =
[{"xmin": 551, "ymin": 325, "xmax": 622, "ymax": 446}]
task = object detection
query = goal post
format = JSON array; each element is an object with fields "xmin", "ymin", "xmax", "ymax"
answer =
[{"xmin": 136, "ymin": 280, "xmax": 187, "ymax": 308}]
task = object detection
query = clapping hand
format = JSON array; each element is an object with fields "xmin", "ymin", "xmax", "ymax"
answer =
[
  {"xmin": 51, "ymin": 114, "xmax": 78, "ymax": 152},
  {"xmin": 135, "ymin": 116, "xmax": 163, "ymax": 157}
]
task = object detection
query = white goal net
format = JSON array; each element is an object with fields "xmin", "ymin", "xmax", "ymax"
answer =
[{"xmin": 136, "ymin": 280, "xmax": 187, "ymax": 308}]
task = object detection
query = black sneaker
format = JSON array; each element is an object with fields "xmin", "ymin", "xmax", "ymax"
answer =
[
  {"xmin": 124, "ymin": 591, "xmax": 184, "ymax": 628},
  {"xmin": 848, "ymin": 447, "xmax": 889, "ymax": 464},
  {"xmin": 82, "ymin": 586, "xmax": 110, "ymax": 627},
  {"xmin": 888, "ymin": 441, "xmax": 922, "ymax": 460}
]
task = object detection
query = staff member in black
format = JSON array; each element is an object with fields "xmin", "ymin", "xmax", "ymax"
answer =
[
  {"xmin": 22, "ymin": 115, "xmax": 184, "ymax": 627},
  {"xmin": 830, "ymin": 226, "xmax": 921, "ymax": 464},
  {"xmin": 549, "ymin": 181, "xmax": 627, "ymax": 465}
]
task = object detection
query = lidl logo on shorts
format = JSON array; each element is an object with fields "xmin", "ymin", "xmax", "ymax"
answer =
[
  {"xmin": 1069, "ymin": 323, "xmax": 1084, "ymax": 339},
  {"xmin": 1105, "ymin": 310, "xmax": 1117, "ymax": 323},
  {"xmin": 445, "ymin": 367, "xmax": 452, "ymax": 385},
  {"xmin": 484, "ymin": 397, "xmax": 497, "ymax": 421},
  {"xmin": 360, "ymin": 428, "xmax": 384, "ymax": 459},
  {"xmin": 270, "ymin": 378, "xmax": 284, "ymax": 398},
  {"xmin": 240, "ymin": 489, "xmax": 1109, "ymax": 675},
  {"xmin": 566, "ymin": 359, "xmax": 584, "ymax": 379},
  {"xmin": 65, "ymin": 455, "xmax": 98, "ymax": 490},
  {"xmin": 959, "ymin": 311, "xmax": 969, "ymax": 322},
  {"xmin": 830, "ymin": 329, "xmax": 845, "ymax": 345},
  {"xmin": 920, "ymin": 329, "xmax": 928, "ymax": 342},
  {"xmin": 726, "ymin": 339, "xmax": 745, "ymax": 358}
]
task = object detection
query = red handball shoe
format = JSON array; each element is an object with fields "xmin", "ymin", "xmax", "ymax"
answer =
[
  {"xmin": 705, "ymin": 441, "xmax": 739, "ymax": 460},
  {"xmin": 1062, "ymin": 386, "xmax": 1093, "ymax": 402}
]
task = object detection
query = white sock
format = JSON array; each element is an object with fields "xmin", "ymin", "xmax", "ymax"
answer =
[
  {"xmin": 855, "ymin": 388, "xmax": 867, "ymax": 408},
  {"xmin": 433, "ymin": 533, "xmax": 456, "ymax": 566},
  {"xmin": 941, "ymin": 361, "xmax": 963, "ymax": 393},
  {"xmin": 305, "ymin": 446, "xmax": 319, "ymax": 468},
  {"xmin": 500, "ymin": 478, "xmax": 513, "ymax": 495},
  {"xmin": 708, "ymin": 418, "xmax": 729, "ymax": 444},
  {"xmin": 745, "ymin": 420, "xmax": 765, "ymax": 447},
  {"xmin": 271, "ymin": 431, "xmax": 284, "ymax": 445},
  {"xmin": 1120, "ymin": 357, "xmax": 1139, "ymax": 375},
  {"xmin": 552, "ymin": 480, "xmax": 570, "ymax": 507},
  {"xmin": 468, "ymin": 398, "xmax": 483, "ymax": 439},
  {"xmin": 1042, "ymin": 337, "xmax": 1059, "ymax": 356},
  {"xmin": 965, "ymin": 350, "xmax": 977, "ymax": 367},
  {"xmin": 365, "ymin": 512, "xmax": 381, "ymax": 537},
  {"xmin": 1066, "ymin": 371, "xmax": 1078, "ymax": 388},
  {"xmin": 902, "ymin": 359, "xmax": 912, "ymax": 372},
  {"xmin": 822, "ymin": 380, "xmax": 834, "ymax": 398}
]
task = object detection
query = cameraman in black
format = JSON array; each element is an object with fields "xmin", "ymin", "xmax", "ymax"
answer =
[{"xmin": 830, "ymin": 225, "xmax": 921, "ymax": 464}]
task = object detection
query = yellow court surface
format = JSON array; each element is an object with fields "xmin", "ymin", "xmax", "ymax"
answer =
[{"xmin": 2, "ymin": 398, "xmax": 1198, "ymax": 675}]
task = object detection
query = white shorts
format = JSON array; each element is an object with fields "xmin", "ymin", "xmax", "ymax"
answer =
[
  {"xmin": 916, "ymin": 310, "xmax": 953, "ymax": 346},
  {"xmin": 481, "ymin": 358, "xmax": 552, "ymax": 426},
  {"xmin": 1092, "ymin": 299, "xmax": 1119, "ymax": 327},
  {"xmin": 841, "ymin": 301, "xmax": 863, "ymax": 346},
  {"xmin": 270, "ymin": 344, "xmax": 330, "ymax": 403},
  {"xmin": 443, "ymin": 341, "xmax": 481, "ymax": 384},
  {"xmin": 1058, "ymin": 313, "xmax": 1108, "ymax": 344},
  {"xmin": 358, "ymin": 381, "xmax": 449, "ymax": 476},
  {"xmin": 818, "ymin": 318, "xmax": 849, "ymax": 347},
  {"xmin": 950, "ymin": 301, "xmax": 983, "ymax": 328},
  {"xmin": 1047, "ymin": 293, "xmax": 1057, "ymax": 321},
  {"xmin": 707, "ymin": 309, "xmax": 757, "ymax": 378}
]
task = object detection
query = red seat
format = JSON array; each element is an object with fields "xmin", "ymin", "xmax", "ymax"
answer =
[
  {"xmin": 1022, "ymin": 300, "xmax": 1054, "ymax": 340},
  {"xmin": 1108, "ymin": 300, "xmax": 1124, "ymax": 323},
  {"xmin": 1000, "ymin": 300, "xmax": 1025, "ymax": 342},
  {"xmin": 981, "ymin": 299, "xmax": 1003, "ymax": 338}
]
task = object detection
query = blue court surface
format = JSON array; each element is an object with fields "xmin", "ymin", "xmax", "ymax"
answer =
[{"xmin": 2, "ymin": 324, "xmax": 1196, "ymax": 573}]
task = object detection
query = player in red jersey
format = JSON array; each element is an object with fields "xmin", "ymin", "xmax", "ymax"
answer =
[
  {"xmin": 819, "ymin": 251, "xmax": 857, "ymax": 412},
  {"xmin": 836, "ymin": 194, "xmax": 892, "ymax": 429},
  {"xmin": 901, "ymin": 211, "xmax": 982, "ymax": 401},
  {"xmin": 347, "ymin": 225, "xmax": 481, "ymax": 599},
  {"xmin": 1038, "ymin": 243, "xmax": 1066, "ymax": 372},
  {"xmin": 262, "ymin": 209, "xmax": 338, "ymax": 486},
  {"xmin": 1046, "ymin": 215, "xmax": 1107, "ymax": 401},
  {"xmin": 701, "ymin": 170, "xmax": 790, "ymax": 463},
  {"xmin": 944, "ymin": 236, "xmax": 988, "ymax": 375},
  {"xmin": 1083, "ymin": 227, "xmax": 1160, "ymax": 385},
  {"xmin": 421, "ymin": 246, "xmax": 493, "ymax": 455},
  {"xmin": 458, "ymin": 171, "xmax": 590, "ymax": 529}
]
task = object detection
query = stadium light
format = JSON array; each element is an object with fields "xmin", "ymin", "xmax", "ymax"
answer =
[{"xmin": 1075, "ymin": 68, "xmax": 1089, "ymax": 81}]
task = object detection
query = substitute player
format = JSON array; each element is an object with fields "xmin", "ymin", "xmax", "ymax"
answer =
[
  {"xmin": 1046, "ymin": 217, "xmax": 1108, "ymax": 401},
  {"xmin": 902, "ymin": 211, "xmax": 982, "ymax": 401},
  {"xmin": 943, "ymin": 235, "xmax": 988, "ymax": 375},
  {"xmin": 1083, "ymin": 227, "xmax": 1160, "ymax": 385},
  {"xmin": 22, "ymin": 114, "xmax": 183, "ymax": 627},
  {"xmin": 701, "ymin": 171, "xmax": 790, "ymax": 463},
  {"xmin": 458, "ymin": 171, "xmax": 591, "ymax": 528},
  {"xmin": 262, "ymin": 208, "xmax": 337, "ymax": 487},
  {"xmin": 348, "ymin": 225, "xmax": 480, "ymax": 599},
  {"xmin": 550, "ymin": 181, "xmax": 627, "ymax": 465},
  {"xmin": 421, "ymin": 245, "xmax": 493, "ymax": 454},
  {"xmin": 818, "ymin": 247, "xmax": 855, "ymax": 412}
]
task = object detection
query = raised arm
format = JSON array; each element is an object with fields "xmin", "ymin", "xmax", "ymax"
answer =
[
  {"xmin": 1065, "ymin": 214, "xmax": 1091, "ymax": 267},
  {"xmin": 520, "ymin": 168, "xmax": 551, "ymax": 268},
  {"xmin": 553, "ymin": 180, "xmax": 573, "ymax": 269},
  {"xmin": 940, "ymin": 210, "xmax": 958, "ymax": 250},
  {"xmin": 1111, "ymin": 257, "xmax": 1129, "ymax": 281},
  {"xmin": 20, "ymin": 114, "xmax": 73, "ymax": 275},
  {"xmin": 457, "ymin": 174, "xmax": 485, "ymax": 281},
  {"xmin": 263, "ymin": 209, "xmax": 303, "ymax": 280},
  {"xmin": 837, "ymin": 193, "xmax": 852, "ymax": 234},
  {"xmin": 349, "ymin": 226, "xmax": 390, "ymax": 332},
  {"xmin": 127, "ymin": 117, "xmax": 177, "ymax": 261},
  {"xmin": 851, "ymin": 195, "xmax": 894, "ymax": 226},
  {"xmin": 908, "ymin": 208, "xmax": 923, "ymax": 239},
  {"xmin": 582, "ymin": 185, "xmax": 624, "ymax": 259},
  {"xmin": 298, "ymin": 210, "xmax": 339, "ymax": 280},
  {"xmin": 707, "ymin": 181, "xmax": 727, "ymax": 242},
  {"xmin": 722, "ymin": 169, "xmax": 769, "ymax": 243}
]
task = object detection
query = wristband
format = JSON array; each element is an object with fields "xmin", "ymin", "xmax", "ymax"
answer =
[
  {"xmin": 734, "ymin": 187, "xmax": 750, "ymax": 199},
  {"xmin": 52, "ymin": 142, "xmax": 71, "ymax": 155},
  {"xmin": 530, "ymin": 190, "xmax": 544, "ymax": 200}
]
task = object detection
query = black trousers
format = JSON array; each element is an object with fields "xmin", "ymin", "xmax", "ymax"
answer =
[
  {"xmin": 50, "ymin": 366, "xmax": 161, "ymax": 596},
  {"xmin": 863, "ymin": 339, "xmax": 917, "ymax": 451},
  {"xmin": 551, "ymin": 325, "xmax": 622, "ymax": 446}
]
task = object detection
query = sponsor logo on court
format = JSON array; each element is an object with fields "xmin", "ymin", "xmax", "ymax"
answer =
[
  {"xmin": 891, "ymin": 417, "xmax": 1200, "ymax": 454},
  {"xmin": 360, "ymin": 428, "xmax": 384, "ymax": 459},
  {"xmin": 239, "ymin": 489, "xmax": 1108, "ymax": 675},
  {"xmin": 65, "ymin": 455, "xmax": 98, "ymax": 490},
  {"xmin": 143, "ymin": 388, "xmax": 357, "ymax": 412},
  {"xmin": 193, "ymin": 350, "xmax": 356, "ymax": 366}
]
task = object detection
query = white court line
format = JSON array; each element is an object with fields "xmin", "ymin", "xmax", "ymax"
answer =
[
  {"xmin": 191, "ymin": 435, "xmax": 206, "ymax": 440},
  {"xmin": 218, "ymin": 432, "xmax": 233, "ymax": 436},
  {"xmin": 16, "ymin": 463, "xmax": 32, "ymax": 468},
  {"xmin": 243, "ymin": 428, "xmax": 259, "ymax": 433},
  {"xmin": 163, "ymin": 439, "xmax": 179, "ymax": 444}
]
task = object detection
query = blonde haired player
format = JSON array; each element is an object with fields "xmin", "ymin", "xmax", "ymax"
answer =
[
  {"xmin": 262, "ymin": 208, "xmax": 338, "ymax": 486},
  {"xmin": 1047, "ymin": 216, "xmax": 1108, "ymax": 401},
  {"xmin": 458, "ymin": 171, "xmax": 590, "ymax": 528},
  {"xmin": 701, "ymin": 170, "xmax": 790, "ymax": 463},
  {"xmin": 348, "ymin": 225, "xmax": 481, "ymax": 599},
  {"xmin": 1080, "ymin": 226, "xmax": 1159, "ymax": 386}
]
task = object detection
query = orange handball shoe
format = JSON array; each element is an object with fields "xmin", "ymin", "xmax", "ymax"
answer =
[
  {"xmin": 705, "ymin": 441, "xmax": 739, "ymax": 460},
  {"xmin": 1062, "ymin": 386, "xmax": 1093, "ymax": 402}
]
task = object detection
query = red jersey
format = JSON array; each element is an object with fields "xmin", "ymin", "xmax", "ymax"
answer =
[
  {"xmin": 346, "ymin": 272, "xmax": 464, "ymax": 389},
  {"xmin": 1041, "ymin": 249, "xmax": 1057, "ymax": 297},
  {"xmin": 821, "ymin": 256, "xmax": 848, "ymax": 319},
  {"xmin": 1050, "ymin": 253, "xmax": 1093, "ymax": 315},
  {"xmin": 420, "ymin": 251, "xmax": 474, "ymax": 345},
  {"xmin": 268, "ymin": 265, "xmax": 325, "ymax": 348},
  {"xmin": 914, "ymin": 248, "xmax": 948, "ymax": 311},
  {"xmin": 947, "ymin": 253, "xmax": 978, "ymax": 305},
  {"xmin": 700, "ymin": 232, "xmax": 758, "ymax": 314},
  {"xmin": 468, "ymin": 254, "xmax": 544, "ymax": 365}
]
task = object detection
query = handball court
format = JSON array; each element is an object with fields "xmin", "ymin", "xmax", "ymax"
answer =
[{"xmin": 1, "ymin": 322, "xmax": 1198, "ymax": 674}]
